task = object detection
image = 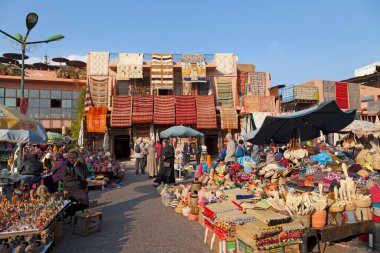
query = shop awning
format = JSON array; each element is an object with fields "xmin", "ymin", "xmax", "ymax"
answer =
[{"xmin": 87, "ymin": 107, "xmax": 108, "ymax": 133}]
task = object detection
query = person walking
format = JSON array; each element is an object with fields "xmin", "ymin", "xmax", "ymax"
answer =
[
  {"xmin": 225, "ymin": 133, "xmax": 236, "ymax": 164},
  {"xmin": 134, "ymin": 137, "xmax": 146, "ymax": 175},
  {"xmin": 155, "ymin": 140, "xmax": 163, "ymax": 171},
  {"xmin": 154, "ymin": 139, "xmax": 175, "ymax": 186},
  {"xmin": 183, "ymin": 142, "xmax": 191, "ymax": 164},
  {"xmin": 146, "ymin": 140, "xmax": 158, "ymax": 178},
  {"xmin": 195, "ymin": 141, "xmax": 202, "ymax": 165}
]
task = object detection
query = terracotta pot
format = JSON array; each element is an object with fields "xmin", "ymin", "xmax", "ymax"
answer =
[{"xmin": 312, "ymin": 210, "xmax": 327, "ymax": 228}]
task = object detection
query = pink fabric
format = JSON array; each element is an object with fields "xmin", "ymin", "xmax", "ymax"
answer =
[
  {"xmin": 155, "ymin": 143, "xmax": 163, "ymax": 157},
  {"xmin": 370, "ymin": 185, "xmax": 380, "ymax": 203}
]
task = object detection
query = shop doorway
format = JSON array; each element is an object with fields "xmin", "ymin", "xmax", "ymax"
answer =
[
  {"xmin": 205, "ymin": 135, "xmax": 218, "ymax": 156},
  {"xmin": 114, "ymin": 135, "xmax": 131, "ymax": 160}
]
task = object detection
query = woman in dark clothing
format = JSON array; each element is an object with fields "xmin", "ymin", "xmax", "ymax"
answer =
[{"xmin": 154, "ymin": 139, "xmax": 175, "ymax": 186}]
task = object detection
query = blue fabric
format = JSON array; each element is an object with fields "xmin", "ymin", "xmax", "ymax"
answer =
[
  {"xmin": 237, "ymin": 156, "xmax": 256, "ymax": 174},
  {"xmin": 372, "ymin": 202, "xmax": 380, "ymax": 208},
  {"xmin": 236, "ymin": 194, "xmax": 254, "ymax": 199},
  {"xmin": 236, "ymin": 147, "xmax": 244, "ymax": 158},
  {"xmin": 219, "ymin": 148, "xmax": 227, "ymax": 160},
  {"xmin": 311, "ymin": 151, "xmax": 332, "ymax": 164}
]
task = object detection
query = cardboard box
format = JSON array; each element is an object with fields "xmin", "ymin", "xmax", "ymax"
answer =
[
  {"xmin": 54, "ymin": 220, "xmax": 63, "ymax": 241},
  {"xmin": 204, "ymin": 227, "xmax": 237, "ymax": 253}
]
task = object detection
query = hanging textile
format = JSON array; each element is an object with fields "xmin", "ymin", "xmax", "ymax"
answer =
[
  {"xmin": 132, "ymin": 95, "xmax": 153, "ymax": 123},
  {"xmin": 151, "ymin": 53, "xmax": 174, "ymax": 89},
  {"xmin": 90, "ymin": 52, "xmax": 109, "ymax": 76},
  {"xmin": 175, "ymin": 96, "xmax": 197, "ymax": 125},
  {"xmin": 181, "ymin": 54, "xmax": 206, "ymax": 82},
  {"xmin": 196, "ymin": 96, "xmax": 217, "ymax": 129},
  {"xmin": 243, "ymin": 95, "xmax": 261, "ymax": 113},
  {"xmin": 323, "ymin": 81, "xmax": 336, "ymax": 101},
  {"xmin": 238, "ymin": 72, "xmax": 248, "ymax": 96},
  {"xmin": 260, "ymin": 96, "xmax": 276, "ymax": 113},
  {"xmin": 117, "ymin": 53, "xmax": 143, "ymax": 79},
  {"xmin": 237, "ymin": 64, "xmax": 255, "ymax": 73},
  {"xmin": 173, "ymin": 70, "xmax": 183, "ymax": 95},
  {"xmin": 220, "ymin": 106, "xmax": 238, "ymax": 129},
  {"xmin": 216, "ymin": 77, "xmax": 234, "ymax": 106},
  {"xmin": 348, "ymin": 83, "xmax": 361, "ymax": 110},
  {"xmin": 249, "ymin": 72, "xmax": 266, "ymax": 95},
  {"xmin": 111, "ymin": 96, "xmax": 132, "ymax": 127},
  {"xmin": 251, "ymin": 112, "xmax": 272, "ymax": 129},
  {"xmin": 154, "ymin": 96, "xmax": 175, "ymax": 125},
  {"xmin": 335, "ymin": 82, "xmax": 349, "ymax": 109},
  {"xmin": 87, "ymin": 107, "xmax": 107, "ymax": 133},
  {"xmin": 214, "ymin": 53, "xmax": 235, "ymax": 74},
  {"xmin": 84, "ymin": 84, "xmax": 93, "ymax": 108},
  {"xmin": 89, "ymin": 77, "xmax": 109, "ymax": 107},
  {"xmin": 241, "ymin": 114, "xmax": 255, "ymax": 136},
  {"xmin": 183, "ymin": 82, "xmax": 192, "ymax": 95}
]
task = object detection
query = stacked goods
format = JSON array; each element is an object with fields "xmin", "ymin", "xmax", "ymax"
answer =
[{"xmin": 246, "ymin": 210, "xmax": 292, "ymax": 226}]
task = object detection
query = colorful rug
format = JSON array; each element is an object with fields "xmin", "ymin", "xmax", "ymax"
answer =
[
  {"xmin": 151, "ymin": 53, "xmax": 174, "ymax": 89},
  {"xmin": 238, "ymin": 72, "xmax": 248, "ymax": 95},
  {"xmin": 84, "ymin": 84, "xmax": 93, "ymax": 108},
  {"xmin": 117, "ymin": 53, "xmax": 143, "ymax": 79},
  {"xmin": 173, "ymin": 70, "xmax": 183, "ymax": 95},
  {"xmin": 249, "ymin": 72, "xmax": 266, "ymax": 95},
  {"xmin": 348, "ymin": 83, "xmax": 361, "ymax": 110},
  {"xmin": 323, "ymin": 81, "xmax": 336, "ymax": 101},
  {"xmin": 111, "ymin": 96, "xmax": 132, "ymax": 127},
  {"xmin": 335, "ymin": 82, "xmax": 349, "ymax": 109},
  {"xmin": 220, "ymin": 106, "xmax": 238, "ymax": 129},
  {"xmin": 216, "ymin": 77, "xmax": 234, "ymax": 106},
  {"xmin": 154, "ymin": 96, "xmax": 175, "ymax": 125},
  {"xmin": 181, "ymin": 54, "xmax": 206, "ymax": 82},
  {"xmin": 260, "ymin": 95, "xmax": 276, "ymax": 112},
  {"xmin": 90, "ymin": 52, "xmax": 109, "ymax": 76},
  {"xmin": 175, "ymin": 96, "xmax": 197, "ymax": 125},
  {"xmin": 132, "ymin": 95, "xmax": 154, "ymax": 123},
  {"xmin": 89, "ymin": 77, "xmax": 109, "ymax": 107},
  {"xmin": 243, "ymin": 95, "xmax": 261, "ymax": 113},
  {"xmin": 215, "ymin": 53, "xmax": 235, "ymax": 74},
  {"xmin": 196, "ymin": 96, "xmax": 217, "ymax": 129},
  {"xmin": 87, "ymin": 107, "xmax": 107, "ymax": 133}
]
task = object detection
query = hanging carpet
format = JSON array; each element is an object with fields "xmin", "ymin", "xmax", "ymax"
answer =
[
  {"xmin": 249, "ymin": 72, "xmax": 266, "ymax": 96},
  {"xmin": 132, "ymin": 95, "xmax": 153, "ymax": 123},
  {"xmin": 90, "ymin": 52, "xmax": 109, "ymax": 76},
  {"xmin": 87, "ymin": 107, "xmax": 107, "ymax": 133},
  {"xmin": 220, "ymin": 106, "xmax": 238, "ymax": 129},
  {"xmin": 260, "ymin": 96, "xmax": 276, "ymax": 113},
  {"xmin": 181, "ymin": 54, "xmax": 206, "ymax": 82},
  {"xmin": 175, "ymin": 96, "xmax": 197, "ymax": 125},
  {"xmin": 117, "ymin": 53, "xmax": 143, "ymax": 79},
  {"xmin": 196, "ymin": 96, "xmax": 217, "ymax": 129},
  {"xmin": 89, "ymin": 77, "xmax": 109, "ymax": 107},
  {"xmin": 84, "ymin": 84, "xmax": 93, "ymax": 108},
  {"xmin": 214, "ymin": 53, "xmax": 235, "ymax": 74},
  {"xmin": 216, "ymin": 77, "xmax": 234, "ymax": 106},
  {"xmin": 111, "ymin": 96, "xmax": 132, "ymax": 127},
  {"xmin": 154, "ymin": 96, "xmax": 175, "ymax": 125},
  {"xmin": 348, "ymin": 83, "xmax": 361, "ymax": 110},
  {"xmin": 335, "ymin": 82, "xmax": 349, "ymax": 109},
  {"xmin": 151, "ymin": 53, "xmax": 174, "ymax": 89},
  {"xmin": 323, "ymin": 81, "xmax": 336, "ymax": 102},
  {"xmin": 243, "ymin": 95, "xmax": 261, "ymax": 113}
]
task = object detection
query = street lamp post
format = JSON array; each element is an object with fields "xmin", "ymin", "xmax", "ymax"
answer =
[{"xmin": 0, "ymin": 12, "xmax": 64, "ymax": 169}]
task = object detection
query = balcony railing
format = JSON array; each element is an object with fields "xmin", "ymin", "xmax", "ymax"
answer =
[{"xmin": 109, "ymin": 53, "xmax": 214, "ymax": 63}]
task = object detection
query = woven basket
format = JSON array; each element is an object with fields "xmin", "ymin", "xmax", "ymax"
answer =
[
  {"xmin": 294, "ymin": 215, "xmax": 310, "ymax": 228},
  {"xmin": 329, "ymin": 205, "xmax": 345, "ymax": 213},
  {"xmin": 345, "ymin": 203, "xmax": 356, "ymax": 211},
  {"xmin": 354, "ymin": 199, "xmax": 371, "ymax": 208}
]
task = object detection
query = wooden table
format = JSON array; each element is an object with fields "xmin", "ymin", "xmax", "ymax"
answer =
[{"xmin": 301, "ymin": 221, "xmax": 376, "ymax": 253}]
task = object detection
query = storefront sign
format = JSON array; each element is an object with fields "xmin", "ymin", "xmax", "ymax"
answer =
[{"xmin": 281, "ymin": 86, "xmax": 294, "ymax": 103}]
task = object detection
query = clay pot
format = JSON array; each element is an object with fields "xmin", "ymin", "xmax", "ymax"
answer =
[
  {"xmin": 311, "ymin": 210, "xmax": 327, "ymax": 228},
  {"xmin": 190, "ymin": 193, "xmax": 198, "ymax": 206}
]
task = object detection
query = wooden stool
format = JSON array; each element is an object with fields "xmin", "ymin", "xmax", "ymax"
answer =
[{"xmin": 72, "ymin": 210, "xmax": 102, "ymax": 236}]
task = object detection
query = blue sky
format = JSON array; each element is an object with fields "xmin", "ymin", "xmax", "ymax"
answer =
[{"xmin": 0, "ymin": 0, "xmax": 379, "ymax": 86}]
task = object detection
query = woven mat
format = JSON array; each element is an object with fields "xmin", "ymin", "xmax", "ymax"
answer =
[
  {"xmin": 117, "ymin": 53, "xmax": 143, "ymax": 79},
  {"xmin": 249, "ymin": 72, "xmax": 266, "ymax": 95},
  {"xmin": 196, "ymin": 95, "xmax": 217, "ymax": 129},
  {"xmin": 89, "ymin": 77, "xmax": 109, "ymax": 107},
  {"xmin": 247, "ymin": 209, "xmax": 291, "ymax": 226},
  {"xmin": 151, "ymin": 53, "xmax": 173, "ymax": 89},
  {"xmin": 216, "ymin": 77, "xmax": 234, "ymax": 106},
  {"xmin": 175, "ymin": 96, "xmax": 197, "ymax": 125},
  {"xmin": 132, "ymin": 95, "xmax": 153, "ymax": 123},
  {"xmin": 90, "ymin": 52, "xmax": 109, "ymax": 76},
  {"xmin": 260, "ymin": 95, "xmax": 276, "ymax": 112},
  {"xmin": 111, "ymin": 96, "xmax": 132, "ymax": 127},
  {"xmin": 220, "ymin": 106, "xmax": 238, "ymax": 129},
  {"xmin": 243, "ymin": 95, "xmax": 261, "ymax": 112},
  {"xmin": 215, "ymin": 53, "xmax": 235, "ymax": 74},
  {"xmin": 87, "ymin": 107, "xmax": 107, "ymax": 133},
  {"xmin": 154, "ymin": 96, "xmax": 175, "ymax": 124},
  {"xmin": 216, "ymin": 210, "xmax": 256, "ymax": 224},
  {"xmin": 205, "ymin": 201, "xmax": 239, "ymax": 214},
  {"xmin": 335, "ymin": 82, "xmax": 349, "ymax": 109},
  {"xmin": 323, "ymin": 81, "xmax": 336, "ymax": 101}
]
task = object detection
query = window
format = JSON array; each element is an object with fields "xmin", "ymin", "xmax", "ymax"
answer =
[
  {"xmin": 17, "ymin": 89, "xmax": 28, "ymax": 98},
  {"xmin": 51, "ymin": 99, "xmax": 62, "ymax": 108},
  {"xmin": 28, "ymin": 108, "xmax": 39, "ymax": 118},
  {"xmin": 5, "ymin": 89, "xmax": 16, "ymax": 97},
  {"xmin": 116, "ymin": 80, "xmax": 130, "ymax": 95},
  {"xmin": 0, "ymin": 88, "xmax": 4, "ymax": 97},
  {"xmin": 40, "ymin": 108, "xmax": 50, "ymax": 119},
  {"xmin": 62, "ymin": 99, "xmax": 71, "ymax": 108},
  {"xmin": 51, "ymin": 90, "xmax": 61, "ymax": 99},
  {"xmin": 62, "ymin": 91, "xmax": 72, "ymax": 99},
  {"xmin": 29, "ymin": 90, "xmax": 39, "ymax": 98},
  {"xmin": 51, "ymin": 108, "xmax": 61, "ymax": 118},
  {"xmin": 197, "ymin": 81, "xmax": 210, "ymax": 96},
  {"xmin": 5, "ymin": 98, "xmax": 16, "ymax": 106},
  {"xmin": 28, "ymin": 99, "xmax": 39, "ymax": 107},
  {"xmin": 158, "ymin": 89, "xmax": 173, "ymax": 95},
  {"xmin": 40, "ymin": 90, "xmax": 50, "ymax": 98},
  {"xmin": 72, "ymin": 91, "xmax": 80, "ymax": 99},
  {"xmin": 0, "ymin": 98, "xmax": 4, "ymax": 105},
  {"xmin": 72, "ymin": 100, "xmax": 78, "ymax": 107},
  {"xmin": 39, "ymin": 99, "xmax": 50, "ymax": 107}
]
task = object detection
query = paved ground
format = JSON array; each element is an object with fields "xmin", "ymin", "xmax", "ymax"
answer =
[
  {"xmin": 54, "ymin": 162, "xmax": 210, "ymax": 253},
  {"xmin": 54, "ymin": 162, "xmax": 376, "ymax": 253}
]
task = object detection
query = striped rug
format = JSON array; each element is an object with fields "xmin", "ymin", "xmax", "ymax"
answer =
[
  {"xmin": 111, "ymin": 96, "xmax": 132, "ymax": 127},
  {"xmin": 216, "ymin": 77, "xmax": 234, "ymax": 106},
  {"xmin": 151, "ymin": 53, "xmax": 174, "ymax": 89},
  {"xmin": 132, "ymin": 95, "xmax": 153, "ymax": 123},
  {"xmin": 196, "ymin": 95, "xmax": 217, "ymax": 129},
  {"xmin": 175, "ymin": 96, "xmax": 197, "ymax": 125},
  {"xmin": 154, "ymin": 96, "xmax": 175, "ymax": 125},
  {"xmin": 220, "ymin": 106, "xmax": 238, "ymax": 129}
]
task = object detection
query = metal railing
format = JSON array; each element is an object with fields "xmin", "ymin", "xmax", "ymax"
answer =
[{"xmin": 109, "ymin": 53, "xmax": 214, "ymax": 63}]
